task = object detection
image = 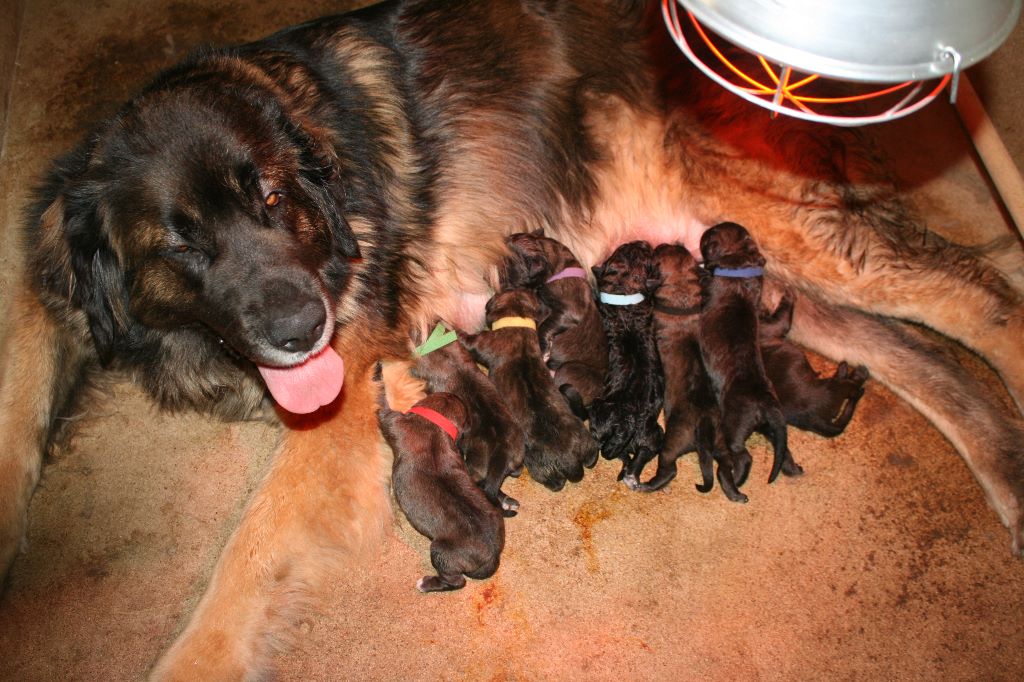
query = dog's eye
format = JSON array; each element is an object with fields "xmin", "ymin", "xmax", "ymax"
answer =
[
  {"xmin": 174, "ymin": 244, "xmax": 192, "ymax": 254},
  {"xmin": 264, "ymin": 190, "xmax": 284, "ymax": 208}
]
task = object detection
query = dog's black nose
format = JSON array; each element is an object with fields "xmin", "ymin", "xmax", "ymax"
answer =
[{"xmin": 267, "ymin": 300, "xmax": 327, "ymax": 353}]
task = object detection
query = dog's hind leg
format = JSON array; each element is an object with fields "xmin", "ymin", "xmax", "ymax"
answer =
[
  {"xmin": 149, "ymin": 349, "xmax": 392, "ymax": 680},
  {"xmin": 784, "ymin": 290, "xmax": 1024, "ymax": 556},
  {"xmin": 0, "ymin": 286, "xmax": 91, "ymax": 585}
]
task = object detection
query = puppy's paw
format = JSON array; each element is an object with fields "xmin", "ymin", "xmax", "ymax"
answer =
[{"xmin": 500, "ymin": 495, "xmax": 520, "ymax": 517}]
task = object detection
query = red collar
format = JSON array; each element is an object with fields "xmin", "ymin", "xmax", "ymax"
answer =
[{"xmin": 407, "ymin": 405, "xmax": 459, "ymax": 440}]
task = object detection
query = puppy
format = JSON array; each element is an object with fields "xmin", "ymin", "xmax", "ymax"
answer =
[
  {"xmin": 589, "ymin": 241, "xmax": 664, "ymax": 479},
  {"xmin": 699, "ymin": 222, "xmax": 799, "ymax": 502},
  {"xmin": 758, "ymin": 296, "xmax": 871, "ymax": 437},
  {"xmin": 377, "ymin": 388, "xmax": 504, "ymax": 592},
  {"xmin": 503, "ymin": 230, "xmax": 608, "ymax": 415},
  {"xmin": 624, "ymin": 243, "xmax": 719, "ymax": 493},
  {"xmin": 412, "ymin": 322, "xmax": 525, "ymax": 516},
  {"xmin": 461, "ymin": 288, "xmax": 598, "ymax": 491}
]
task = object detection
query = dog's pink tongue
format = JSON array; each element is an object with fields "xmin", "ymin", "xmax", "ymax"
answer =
[{"xmin": 258, "ymin": 345, "xmax": 345, "ymax": 414}]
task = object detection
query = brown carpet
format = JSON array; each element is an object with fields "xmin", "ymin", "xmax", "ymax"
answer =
[{"xmin": 1, "ymin": 2, "xmax": 1023, "ymax": 680}]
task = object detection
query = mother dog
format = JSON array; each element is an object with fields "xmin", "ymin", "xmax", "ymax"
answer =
[{"xmin": 1, "ymin": 0, "xmax": 1022, "ymax": 677}]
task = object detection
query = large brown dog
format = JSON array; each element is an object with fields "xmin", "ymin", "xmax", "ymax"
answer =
[{"xmin": 1, "ymin": 0, "xmax": 1022, "ymax": 677}]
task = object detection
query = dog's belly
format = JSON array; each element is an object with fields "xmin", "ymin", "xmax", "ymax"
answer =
[{"xmin": 554, "ymin": 98, "xmax": 712, "ymax": 266}]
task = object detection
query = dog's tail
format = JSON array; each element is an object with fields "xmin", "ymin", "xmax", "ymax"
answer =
[{"xmin": 787, "ymin": 291, "xmax": 1024, "ymax": 556}]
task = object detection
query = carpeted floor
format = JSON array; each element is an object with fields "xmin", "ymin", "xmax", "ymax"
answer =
[{"xmin": 1, "ymin": 2, "xmax": 1023, "ymax": 680}]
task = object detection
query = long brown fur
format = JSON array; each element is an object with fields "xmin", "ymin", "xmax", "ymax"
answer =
[{"xmin": 2, "ymin": 1, "xmax": 1023, "ymax": 678}]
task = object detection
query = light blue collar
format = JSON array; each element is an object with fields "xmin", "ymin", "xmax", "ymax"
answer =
[
  {"xmin": 713, "ymin": 266, "xmax": 764, "ymax": 278},
  {"xmin": 599, "ymin": 291, "xmax": 645, "ymax": 305}
]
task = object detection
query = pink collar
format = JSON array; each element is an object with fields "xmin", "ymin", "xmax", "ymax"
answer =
[
  {"xmin": 407, "ymin": 405, "xmax": 459, "ymax": 440},
  {"xmin": 546, "ymin": 266, "xmax": 588, "ymax": 283}
]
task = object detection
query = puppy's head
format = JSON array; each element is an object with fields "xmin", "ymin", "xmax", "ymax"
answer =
[
  {"xmin": 484, "ymin": 288, "xmax": 549, "ymax": 327},
  {"xmin": 592, "ymin": 240, "xmax": 657, "ymax": 295},
  {"xmin": 652, "ymin": 243, "xmax": 700, "ymax": 309},
  {"xmin": 699, "ymin": 222, "xmax": 765, "ymax": 271},
  {"xmin": 414, "ymin": 392, "xmax": 470, "ymax": 439},
  {"xmin": 501, "ymin": 230, "xmax": 580, "ymax": 287}
]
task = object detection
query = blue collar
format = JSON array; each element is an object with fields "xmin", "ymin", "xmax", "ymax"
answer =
[
  {"xmin": 599, "ymin": 291, "xmax": 645, "ymax": 305},
  {"xmin": 713, "ymin": 266, "xmax": 764, "ymax": 278}
]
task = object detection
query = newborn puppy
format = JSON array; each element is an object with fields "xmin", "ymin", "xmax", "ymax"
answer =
[
  {"xmin": 503, "ymin": 230, "xmax": 608, "ymax": 414},
  {"xmin": 462, "ymin": 288, "xmax": 598, "ymax": 491},
  {"xmin": 758, "ymin": 295, "xmax": 871, "ymax": 437},
  {"xmin": 699, "ymin": 222, "xmax": 799, "ymax": 502},
  {"xmin": 624, "ymin": 243, "xmax": 719, "ymax": 493},
  {"xmin": 412, "ymin": 322, "xmax": 525, "ymax": 516},
  {"xmin": 377, "ymin": 389, "xmax": 504, "ymax": 592},
  {"xmin": 589, "ymin": 240, "xmax": 664, "ymax": 479}
]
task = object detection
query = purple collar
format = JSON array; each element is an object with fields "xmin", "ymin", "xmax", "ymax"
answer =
[
  {"xmin": 546, "ymin": 266, "xmax": 588, "ymax": 283},
  {"xmin": 713, "ymin": 266, "xmax": 764, "ymax": 278}
]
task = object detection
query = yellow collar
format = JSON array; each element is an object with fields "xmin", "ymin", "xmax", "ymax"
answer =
[{"xmin": 490, "ymin": 316, "xmax": 537, "ymax": 331}]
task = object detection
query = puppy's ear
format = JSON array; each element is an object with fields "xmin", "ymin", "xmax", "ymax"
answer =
[{"xmin": 535, "ymin": 297, "xmax": 552, "ymax": 323}]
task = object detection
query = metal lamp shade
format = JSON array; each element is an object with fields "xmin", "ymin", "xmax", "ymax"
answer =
[{"xmin": 680, "ymin": 0, "xmax": 1021, "ymax": 82}]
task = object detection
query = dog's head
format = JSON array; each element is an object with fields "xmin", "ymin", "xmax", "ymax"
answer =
[
  {"xmin": 652, "ymin": 243, "xmax": 699, "ymax": 310},
  {"xmin": 592, "ymin": 240, "xmax": 658, "ymax": 295},
  {"xmin": 31, "ymin": 55, "xmax": 363, "ymax": 413},
  {"xmin": 699, "ymin": 222, "xmax": 765, "ymax": 271}
]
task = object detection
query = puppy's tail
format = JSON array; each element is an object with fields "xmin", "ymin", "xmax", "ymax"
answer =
[
  {"xmin": 559, "ymin": 383, "xmax": 588, "ymax": 421},
  {"xmin": 694, "ymin": 416, "xmax": 716, "ymax": 494},
  {"xmin": 765, "ymin": 406, "xmax": 790, "ymax": 484}
]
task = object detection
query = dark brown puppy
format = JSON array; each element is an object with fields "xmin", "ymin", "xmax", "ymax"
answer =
[
  {"xmin": 624, "ymin": 243, "xmax": 719, "ymax": 493},
  {"xmin": 589, "ymin": 240, "xmax": 664, "ymax": 479},
  {"xmin": 503, "ymin": 230, "xmax": 608, "ymax": 415},
  {"xmin": 699, "ymin": 222, "xmax": 798, "ymax": 502},
  {"xmin": 377, "ymin": 390, "xmax": 504, "ymax": 593},
  {"xmin": 412, "ymin": 324, "xmax": 525, "ymax": 516},
  {"xmin": 758, "ymin": 296, "xmax": 870, "ymax": 437},
  {"xmin": 461, "ymin": 289, "xmax": 598, "ymax": 491}
]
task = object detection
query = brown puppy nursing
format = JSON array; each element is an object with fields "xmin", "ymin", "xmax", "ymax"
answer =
[
  {"xmin": 698, "ymin": 223, "xmax": 800, "ymax": 502},
  {"xmin": 503, "ymin": 230, "xmax": 608, "ymax": 416},
  {"xmin": 377, "ymin": 389, "xmax": 504, "ymax": 592},
  {"xmin": 411, "ymin": 324, "xmax": 526, "ymax": 515},
  {"xmin": 461, "ymin": 289, "xmax": 598, "ymax": 491},
  {"xmin": 624, "ymin": 243, "xmax": 718, "ymax": 492}
]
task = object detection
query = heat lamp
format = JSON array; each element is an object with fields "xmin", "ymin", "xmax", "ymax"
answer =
[{"xmin": 664, "ymin": 0, "xmax": 1022, "ymax": 126}]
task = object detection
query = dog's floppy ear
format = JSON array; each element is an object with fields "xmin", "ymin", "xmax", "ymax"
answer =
[
  {"xmin": 285, "ymin": 115, "xmax": 362, "ymax": 260},
  {"xmin": 30, "ymin": 140, "xmax": 132, "ymax": 366},
  {"xmin": 59, "ymin": 180, "xmax": 131, "ymax": 365}
]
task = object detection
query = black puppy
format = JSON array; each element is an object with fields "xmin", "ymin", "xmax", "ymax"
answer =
[
  {"xmin": 589, "ymin": 241, "xmax": 664, "ymax": 479},
  {"xmin": 503, "ymin": 230, "xmax": 608, "ymax": 416},
  {"xmin": 462, "ymin": 288, "xmax": 598, "ymax": 491},
  {"xmin": 699, "ymin": 222, "xmax": 799, "ymax": 502},
  {"xmin": 377, "ymin": 389, "xmax": 504, "ymax": 593},
  {"xmin": 758, "ymin": 295, "xmax": 871, "ymax": 437},
  {"xmin": 412, "ymin": 322, "xmax": 525, "ymax": 516},
  {"xmin": 624, "ymin": 243, "xmax": 719, "ymax": 493}
]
